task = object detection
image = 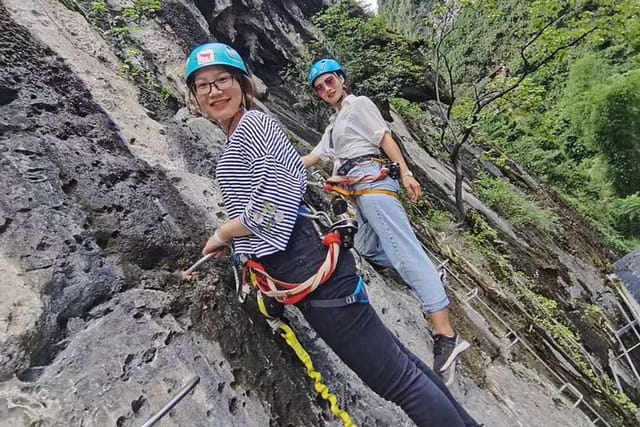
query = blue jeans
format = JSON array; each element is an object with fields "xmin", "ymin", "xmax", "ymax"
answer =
[
  {"xmin": 350, "ymin": 162, "xmax": 450, "ymax": 314},
  {"xmin": 258, "ymin": 216, "xmax": 478, "ymax": 426}
]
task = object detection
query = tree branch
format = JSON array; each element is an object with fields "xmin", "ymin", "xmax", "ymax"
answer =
[
  {"xmin": 520, "ymin": 8, "xmax": 572, "ymax": 67},
  {"xmin": 482, "ymin": 26, "xmax": 596, "ymax": 109}
]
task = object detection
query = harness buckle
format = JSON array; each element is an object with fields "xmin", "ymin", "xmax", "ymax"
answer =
[
  {"xmin": 386, "ymin": 161, "xmax": 400, "ymax": 180},
  {"xmin": 234, "ymin": 253, "xmax": 250, "ymax": 267},
  {"xmin": 336, "ymin": 154, "xmax": 380, "ymax": 176},
  {"xmin": 329, "ymin": 217, "xmax": 358, "ymax": 249}
]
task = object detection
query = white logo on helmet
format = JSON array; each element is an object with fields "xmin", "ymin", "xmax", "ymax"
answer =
[
  {"xmin": 196, "ymin": 49, "xmax": 215, "ymax": 65},
  {"xmin": 225, "ymin": 46, "xmax": 238, "ymax": 58}
]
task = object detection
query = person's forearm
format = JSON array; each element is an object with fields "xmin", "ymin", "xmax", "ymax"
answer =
[
  {"xmin": 217, "ymin": 217, "xmax": 252, "ymax": 242},
  {"xmin": 300, "ymin": 153, "xmax": 320, "ymax": 168},
  {"xmin": 380, "ymin": 133, "xmax": 410, "ymax": 174},
  {"xmin": 301, "ymin": 153, "xmax": 321, "ymax": 168}
]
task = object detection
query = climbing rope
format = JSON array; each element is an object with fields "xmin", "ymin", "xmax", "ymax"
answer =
[
  {"xmin": 274, "ymin": 320, "xmax": 357, "ymax": 427},
  {"xmin": 256, "ymin": 291, "xmax": 357, "ymax": 427}
]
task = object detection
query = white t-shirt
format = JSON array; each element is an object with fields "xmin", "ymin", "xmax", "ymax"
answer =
[{"xmin": 311, "ymin": 94, "xmax": 390, "ymax": 174}]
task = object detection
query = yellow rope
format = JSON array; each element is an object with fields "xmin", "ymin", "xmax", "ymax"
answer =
[
  {"xmin": 252, "ymin": 272, "xmax": 357, "ymax": 426},
  {"xmin": 277, "ymin": 323, "xmax": 357, "ymax": 427}
]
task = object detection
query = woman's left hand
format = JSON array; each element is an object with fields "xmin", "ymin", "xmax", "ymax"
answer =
[{"xmin": 402, "ymin": 175, "xmax": 422, "ymax": 202}]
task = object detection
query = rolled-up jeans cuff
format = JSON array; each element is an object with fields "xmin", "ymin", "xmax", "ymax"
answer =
[{"xmin": 422, "ymin": 296, "xmax": 450, "ymax": 314}]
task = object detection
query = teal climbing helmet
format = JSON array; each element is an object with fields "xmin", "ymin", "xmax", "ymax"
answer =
[
  {"xmin": 308, "ymin": 58, "xmax": 346, "ymax": 87},
  {"xmin": 185, "ymin": 42, "xmax": 248, "ymax": 82}
]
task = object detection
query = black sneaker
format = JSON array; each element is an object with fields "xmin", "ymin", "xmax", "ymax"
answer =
[{"xmin": 432, "ymin": 334, "xmax": 470, "ymax": 385}]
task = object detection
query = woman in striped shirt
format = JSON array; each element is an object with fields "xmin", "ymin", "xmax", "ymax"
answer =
[{"xmin": 185, "ymin": 42, "xmax": 478, "ymax": 427}]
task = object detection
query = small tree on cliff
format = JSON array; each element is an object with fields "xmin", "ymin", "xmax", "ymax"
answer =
[{"xmin": 423, "ymin": 0, "xmax": 626, "ymax": 221}]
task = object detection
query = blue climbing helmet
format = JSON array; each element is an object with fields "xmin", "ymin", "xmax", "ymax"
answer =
[
  {"xmin": 308, "ymin": 58, "xmax": 346, "ymax": 87},
  {"xmin": 185, "ymin": 42, "xmax": 248, "ymax": 82}
]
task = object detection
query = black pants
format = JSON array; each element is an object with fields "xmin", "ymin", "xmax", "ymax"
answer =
[{"xmin": 259, "ymin": 216, "xmax": 479, "ymax": 427}]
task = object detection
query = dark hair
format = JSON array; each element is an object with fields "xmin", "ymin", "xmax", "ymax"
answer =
[{"xmin": 187, "ymin": 65, "xmax": 256, "ymax": 110}]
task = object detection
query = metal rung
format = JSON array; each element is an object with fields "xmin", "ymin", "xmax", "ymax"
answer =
[
  {"xmin": 436, "ymin": 258, "xmax": 450, "ymax": 269},
  {"xmin": 504, "ymin": 330, "xmax": 520, "ymax": 349},
  {"xmin": 558, "ymin": 383, "xmax": 583, "ymax": 409},
  {"xmin": 615, "ymin": 340, "xmax": 640, "ymax": 361},
  {"xmin": 464, "ymin": 287, "xmax": 479, "ymax": 301},
  {"xmin": 590, "ymin": 415, "xmax": 605, "ymax": 426},
  {"xmin": 616, "ymin": 319, "xmax": 638, "ymax": 336}
]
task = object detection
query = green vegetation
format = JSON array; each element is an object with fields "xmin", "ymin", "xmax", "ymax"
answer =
[
  {"xmin": 311, "ymin": 1, "xmax": 426, "ymax": 104},
  {"xmin": 475, "ymin": 175, "xmax": 556, "ymax": 235},
  {"xmin": 302, "ymin": 1, "xmax": 638, "ymax": 418},
  {"xmin": 90, "ymin": 0, "xmax": 107, "ymax": 16},
  {"xmin": 121, "ymin": 0, "xmax": 162, "ymax": 22},
  {"xmin": 463, "ymin": 210, "xmax": 512, "ymax": 282},
  {"xmin": 447, "ymin": 1, "xmax": 640, "ymax": 251},
  {"xmin": 284, "ymin": 0, "xmax": 431, "ymax": 115},
  {"xmin": 61, "ymin": 0, "xmax": 173, "ymax": 110},
  {"xmin": 389, "ymin": 97, "xmax": 424, "ymax": 122},
  {"xmin": 590, "ymin": 70, "xmax": 640, "ymax": 196},
  {"xmin": 425, "ymin": 208, "xmax": 454, "ymax": 231},
  {"xmin": 515, "ymin": 283, "xmax": 638, "ymax": 414}
]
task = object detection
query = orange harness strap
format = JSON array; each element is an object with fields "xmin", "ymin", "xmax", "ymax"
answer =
[
  {"xmin": 245, "ymin": 232, "xmax": 342, "ymax": 305},
  {"xmin": 324, "ymin": 184, "xmax": 399, "ymax": 200},
  {"xmin": 323, "ymin": 167, "xmax": 399, "ymax": 201}
]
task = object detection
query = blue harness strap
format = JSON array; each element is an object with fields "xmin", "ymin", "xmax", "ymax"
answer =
[{"xmin": 302, "ymin": 276, "xmax": 369, "ymax": 309}]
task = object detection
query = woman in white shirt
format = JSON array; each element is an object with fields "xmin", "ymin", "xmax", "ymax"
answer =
[{"xmin": 302, "ymin": 58, "xmax": 470, "ymax": 383}]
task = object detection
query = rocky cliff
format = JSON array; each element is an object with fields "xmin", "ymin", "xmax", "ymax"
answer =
[{"xmin": 0, "ymin": 0, "xmax": 637, "ymax": 426}]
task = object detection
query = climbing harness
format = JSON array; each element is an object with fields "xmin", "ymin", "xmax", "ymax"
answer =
[
  {"xmin": 183, "ymin": 201, "xmax": 364, "ymax": 427},
  {"xmin": 300, "ymin": 275, "xmax": 368, "ymax": 309},
  {"xmin": 323, "ymin": 157, "xmax": 401, "ymax": 201},
  {"xmin": 240, "ymin": 230, "xmax": 341, "ymax": 305}
]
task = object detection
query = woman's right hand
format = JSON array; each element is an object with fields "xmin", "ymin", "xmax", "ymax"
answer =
[{"xmin": 202, "ymin": 229, "xmax": 231, "ymax": 258}]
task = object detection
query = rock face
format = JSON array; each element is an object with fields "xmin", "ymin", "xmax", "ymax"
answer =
[
  {"xmin": 191, "ymin": 0, "xmax": 329, "ymax": 85},
  {"xmin": 0, "ymin": 0, "xmax": 637, "ymax": 426}
]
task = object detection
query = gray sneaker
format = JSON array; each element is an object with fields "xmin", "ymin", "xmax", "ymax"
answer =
[{"xmin": 433, "ymin": 334, "xmax": 470, "ymax": 385}]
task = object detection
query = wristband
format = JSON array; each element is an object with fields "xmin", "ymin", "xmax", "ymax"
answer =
[
  {"xmin": 214, "ymin": 229, "xmax": 230, "ymax": 245},
  {"xmin": 402, "ymin": 170, "xmax": 414, "ymax": 178}
]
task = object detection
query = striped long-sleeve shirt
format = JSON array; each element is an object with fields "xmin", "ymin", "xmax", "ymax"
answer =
[{"xmin": 216, "ymin": 110, "xmax": 307, "ymax": 258}]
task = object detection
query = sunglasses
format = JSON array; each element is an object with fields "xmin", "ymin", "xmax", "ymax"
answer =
[{"xmin": 314, "ymin": 74, "xmax": 340, "ymax": 95}]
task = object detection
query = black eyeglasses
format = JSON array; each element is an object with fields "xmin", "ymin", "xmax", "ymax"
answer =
[{"xmin": 194, "ymin": 75, "xmax": 235, "ymax": 96}]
